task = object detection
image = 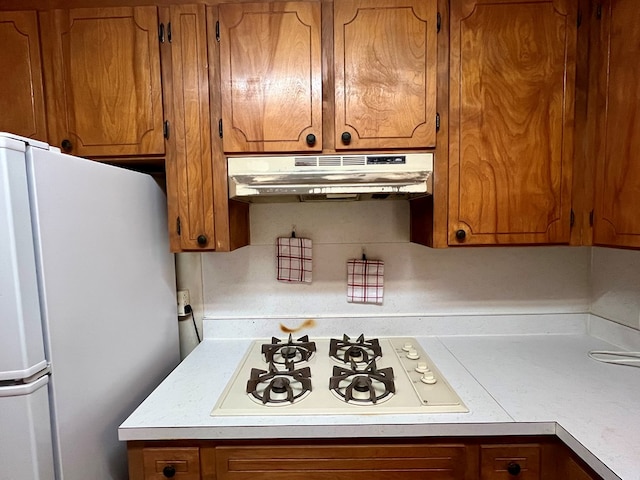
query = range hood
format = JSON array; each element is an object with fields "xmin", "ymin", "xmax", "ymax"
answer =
[{"xmin": 227, "ymin": 153, "xmax": 433, "ymax": 201}]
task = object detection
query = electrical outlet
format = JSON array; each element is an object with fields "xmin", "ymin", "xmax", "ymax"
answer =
[{"xmin": 177, "ymin": 289, "xmax": 190, "ymax": 316}]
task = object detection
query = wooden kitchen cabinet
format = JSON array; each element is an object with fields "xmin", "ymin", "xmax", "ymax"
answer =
[
  {"xmin": 218, "ymin": 2, "xmax": 322, "ymax": 153},
  {"xmin": 447, "ymin": 0, "xmax": 577, "ymax": 245},
  {"xmin": 39, "ymin": 6, "xmax": 165, "ymax": 157},
  {"xmin": 592, "ymin": 0, "xmax": 640, "ymax": 248},
  {"xmin": 334, "ymin": 0, "xmax": 438, "ymax": 150},
  {"xmin": 218, "ymin": 0, "xmax": 438, "ymax": 154},
  {"xmin": 216, "ymin": 444, "xmax": 472, "ymax": 480},
  {"xmin": 0, "ymin": 11, "xmax": 47, "ymax": 142},
  {"xmin": 480, "ymin": 444, "xmax": 541, "ymax": 479}
]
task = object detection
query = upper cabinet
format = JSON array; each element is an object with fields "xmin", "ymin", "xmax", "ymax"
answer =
[
  {"xmin": 39, "ymin": 6, "xmax": 165, "ymax": 157},
  {"xmin": 447, "ymin": 0, "xmax": 577, "ymax": 245},
  {"xmin": 0, "ymin": 11, "xmax": 47, "ymax": 141},
  {"xmin": 592, "ymin": 0, "xmax": 640, "ymax": 248},
  {"xmin": 218, "ymin": 0, "xmax": 438, "ymax": 154},
  {"xmin": 334, "ymin": 0, "xmax": 437, "ymax": 150},
  {"xmin": 218, "ymin": 2, "xmax": 322, "ymax": 153}
]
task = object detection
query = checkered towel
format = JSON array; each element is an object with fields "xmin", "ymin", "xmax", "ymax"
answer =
[
  {"xmin": 276, "ymin": 237, "xmax": 312, "ymax": 283},
  {"xmin": 347, "ymin": 259, "xmax": 384, "ymax": 304}
]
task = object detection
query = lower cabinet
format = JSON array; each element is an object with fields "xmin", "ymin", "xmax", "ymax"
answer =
[{"xmin": 127, "ymin": 437, "xmax": 602, "ymax": 480}]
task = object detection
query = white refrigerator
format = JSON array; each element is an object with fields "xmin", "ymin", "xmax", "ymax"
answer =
[{"xmin": 0, "ymin": 133, "xmax": 180, "ymax": 479}]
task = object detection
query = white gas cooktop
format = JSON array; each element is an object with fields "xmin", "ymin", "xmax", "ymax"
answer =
[{"xmin": 211, "ymin": 336, "xmax": 468, "ymax": 416}]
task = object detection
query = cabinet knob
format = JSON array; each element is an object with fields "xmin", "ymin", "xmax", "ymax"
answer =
[
  {"xmin": 507, "ymin": 462, "xmax": 521, "ymax": 476},
  {"xmin": 162, "ymin": 465, "xmax": 176, "ymax": 478},
  {"xmin": 305, "ymin": 133, "xmax": 316, "ymax": 146},
  {"xmin": 197, "ymin": 235, "xmax": 208, "ymax": 246},
  {"xmin": 341, "ymin": 131, "xmax": 351, "ymax": 145},
  {"xmin": 455, "ymin": 229, "xmax": 466, "ymax": 241},
  {"xmin": 61, "ymin": 139, "xmax": 73, "ymax": 152}
]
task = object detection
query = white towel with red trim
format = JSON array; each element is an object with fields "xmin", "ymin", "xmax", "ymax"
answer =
[
  {"xmin": 347, "ymin": 259, "xmax": 384, "ymax": 304},
  {"xmin": 276, "ymin": 237, "xmax": 312, "ymax": 283}
]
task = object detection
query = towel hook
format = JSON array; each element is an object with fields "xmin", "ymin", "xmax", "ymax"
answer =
[
  {"xmin": 291, "ymin": 225, "xmax": 296, "ymax": 238},
  {"xmin": 361, "ymin": 247, "xmax": 366, "ymax": 261}
]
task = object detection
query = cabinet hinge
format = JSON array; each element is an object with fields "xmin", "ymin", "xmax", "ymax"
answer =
[
  {"xmin": 437, "ymin": 12, "xmax": 441, "ymax": 33},
  {"xmin": 159, "ymin": 22, "xmax": 165, "ymax": 43},
  {"xmin": 167, "ymin": 22, "xmax": 172, "ymax": 43},
  {"xmin": 589, "ymin": 210, "xmax": 594, "ymax": 226},
  {"xmin": 216, "ymin": 21, "xmax": 220, "ymax": 42},
  {"xmin": 163, "ymin": 120, "xmax": 170, "ymax": 139},
  {"xmin": 176, "ymin": 217, "xmax": 181, "ymax": 236},
  {"xmin": 435, "ymin": 112, "xmax": 440, "ymax": 132},
  {"xmin": 570, "ymin": 209, "xmax": 575, "ymax": 228},
  {"xmin": 577, "ymin": 9, "xmax": 582, "ymax": 27},
  {"xmin": 596, "ymin": 4, "xmax": 602, "ymax": 19},
  {"xmin": 218, "ymin": 119, "xmax": 223, "ymax": 138}
]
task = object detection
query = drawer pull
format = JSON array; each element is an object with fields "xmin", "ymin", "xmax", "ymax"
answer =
[{"xmin": 507, "ymin": 462, "xmax": 521, "ymax": 476}]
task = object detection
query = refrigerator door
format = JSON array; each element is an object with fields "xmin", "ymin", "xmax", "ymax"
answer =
[
  {"xmin": 27, "ymin": 146, "xmax": 179, "ymax": 480},
  {"xmin": 0, "ymin": 134, "xmax": 47, "ymax": 381},
  {"xmin": 0, "ymin": 375, "xmax": 55, "ymax": 480}
]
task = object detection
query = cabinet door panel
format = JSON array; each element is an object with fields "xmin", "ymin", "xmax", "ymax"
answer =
[
  {"xmin": 217, "ymin": 444, "xmax": 468, "ymax": 480},
  {"xmin": 449, "ymin": 0, "xmax": 576, "ymax": 245},
  {"xmin": 0, "ymin": 11, "xmax": 47, "ymax": 141},
  {"xmin": 142, "ymin": 447, "xmax": 200, "ymax": 480},
  {"xmin": 593, "ymin": 0, "xmax": 640, "ymax": 247},
  {"xmin": 164, "ymin": 5, "xmax": 215, "ymax": 251},
  {"xmin": 219, "ymin": 2, "xmax": 322, "ymax": 153},
  {"xmin": 334, "ymin": 0, "xmax": 437, "ymax": 150},
  {"xmin": 41, "ymin": 7, "xmax": 164, "ymax": 156},
  {"xmin": 480, "ymin": 444, "xmax": 541, "ymax": 479}
]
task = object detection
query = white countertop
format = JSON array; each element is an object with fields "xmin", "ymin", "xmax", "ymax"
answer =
[{"xmin": 119, "ymin": 314, "xmax": 640, "ymax": 480}]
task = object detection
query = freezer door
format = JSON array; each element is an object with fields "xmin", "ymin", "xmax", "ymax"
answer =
[
  {"xmin": 0, "ymin": 375, "xmax": 55, "ymax": 480},
  {"xmin": 0, "ymin": 134, "xmax": 47, "ymax": 381}
]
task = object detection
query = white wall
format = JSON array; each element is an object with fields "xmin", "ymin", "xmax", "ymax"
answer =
[
  {"xmin": 591, "ymin": 247, "xmax": 640, "ymax": 330},
  {"xmin": 197, "ymin": 201, "xmax": 591, "ymax": 319}
]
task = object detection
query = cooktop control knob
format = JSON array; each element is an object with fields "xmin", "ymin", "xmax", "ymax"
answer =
[
  {"xmin": 402, "ymin": 342, "xmax": 413, "ymax": 352},
  {"xmin": 421, "ymin": 372, "xmax": 437, "ymax": 384},
  {"xmin": 407, "ymin": 349, "xmax": 420, "ymax": 360},
  {"xmin": 415, "ymin": 362, "xmax": 430, "ymax": 373}
]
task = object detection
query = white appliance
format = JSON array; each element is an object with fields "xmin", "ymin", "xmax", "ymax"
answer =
[
  {"xmin": 211, "ymin": 335, "xmax": 467, "ymax": 416},
  {"xmin": 0, "ymin": 133, "xmax": 179, "ymax": 480},
  {"xmin": 227, "ymin": 153, "xmax": 433, "ymax": 200}
]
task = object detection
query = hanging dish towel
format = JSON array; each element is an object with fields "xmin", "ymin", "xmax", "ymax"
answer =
[
  {"xmin": 347, "ymin": 258, "xmax": 384, "ymax": 304},
  {"xmin": 276, "ymin": 236, "xmax": 312, "ymax": 283}
]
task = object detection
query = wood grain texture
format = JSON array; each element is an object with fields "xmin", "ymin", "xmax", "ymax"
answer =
[
  {"xmin": 334, "ymin": 0, "xmax": 437, "ymax": 150},
  {"xmin": 480, "ymin": 444, "xmax": 541, "ymax": 479},
  {"xmin": 448, "ymin": 0, "xmax": 576, "ymax": 245},
  {"xmin": 41, "ymin": 6, "xmax": 164, "ymax": 156},
  {"xmin": 0, "ymin": 11, "xmax": 47, "ymax": 141},
  {"xmin": 593, "ymin": 0, "xmax": 640, "ymax": 248},
  {"xmin": 142, "ymin": 447, "xmax": 201, "ymax": 479},
  {"xmin": 165, "ymin": 4, "xmax": 215, "ymax": 251},
  {"xmin": 216, "ymin": 444, "xmax": 469, "ymax": 480},
  {"xmin": 219, "ymin": 2, "xmax": 322, "ymax": 153}
]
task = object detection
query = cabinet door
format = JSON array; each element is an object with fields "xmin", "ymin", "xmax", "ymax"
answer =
[
  {"xmin": 334, "ymin": 0, "xmax": 437, "ymax": 150},
  {"xmin": 593, "ymin": 0, "xmax": 640, "ymax": 248},
  {"xmin": 162, "ymin": 5, "xmax": 215, "ymax": 251},
  {"xmin": 217, "ymin": 444, "xmax": 469, "ymax": 480},
  {"xmin": 40, "ymin": 7, "xmax": 164, "ymax": 157},
  {"xmin": 449, "ymin": 0, "xmax": 576, "ymax": 245},
  {"xmin": 219, "ymin": 2, "xmax": 322, "ymax": 153},
  {"xmin": 0, "ymin": 11, "xmax": 47, "ymax": 141}
]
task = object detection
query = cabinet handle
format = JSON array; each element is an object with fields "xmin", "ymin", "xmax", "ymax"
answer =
[
  {"xmin": 162, "ymin": 465, "xmax": 176, "ymax": 478},
  {"xmin": 507, "ymin": 462, "xmax": 521, "ymax": 476},
  {"xmin": 61, "ymin": 139, "xmax": 73, "ymax": 152},
  {"xmin": 305, "ymin": 133, "xmax": 316, "ymax": 146},
  {"xmin": 455, "ymin": 229, "xmax": 466, "ymax": 241},
  {"xmin": 341, "ymin": 131, "xmax": 351, "ymax": 145},
  {"xmin": 197, "ymin": 235, "xmax": 208, "ymax": 246}
]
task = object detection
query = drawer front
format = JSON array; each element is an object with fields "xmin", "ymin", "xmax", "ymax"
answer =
[
  {"xmin": 480, "ymin": 444, "xmax": 541, "ymax": 480},
  {"xmin": 142, "ymin": 447, "xmax": 200, "ymax": 479}
]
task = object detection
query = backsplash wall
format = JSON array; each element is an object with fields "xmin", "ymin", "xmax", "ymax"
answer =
[{"xmin": 198, "ymin": 202, "xmax": 591, "ymax": 319}]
